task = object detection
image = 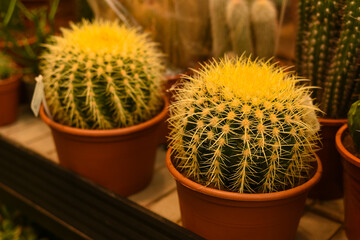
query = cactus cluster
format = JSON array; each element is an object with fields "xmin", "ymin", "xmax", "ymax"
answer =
[
  {"xmin": 0, "ymin": 53, "xmax": 15, "ymax": 79},
  {"xmin": 296, "ymin": 0, "xmax": 360, "ymax": 118},
  {"xmin": 40, "ymin": 20, "xmax": 165, "ymax": 130},
  {"xmin": 348, "ymin": 100, "xmax": 360, "ymax": 153},
  {"xmin": 210, "ymin": 0, "xmax": 278, "ymax": 59},
  {"xmin": 169, "ymin": 57, "xmax": 320, "ymax": 193}
]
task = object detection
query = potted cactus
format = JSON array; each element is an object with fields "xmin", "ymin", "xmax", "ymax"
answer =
[
  {"xmin": 0, "ymin": 53, "xmax": 21, "ymax": 126},
  {"xmin": 336, "ymin": 101, "xmax": 360, "ymax": 240},
  {"xmin": 296, "ymin": 0, "xmax": 360, "ymax": 199},
  {"xmin": 167, "ymin": 57, "xmax": 322, "ymax": 240},
  {"xmin": 39, "ymin": 20, "xmax": 167, "ymax": 196}
]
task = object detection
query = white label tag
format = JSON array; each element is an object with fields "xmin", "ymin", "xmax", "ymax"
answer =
[{"xmin": 31, "ymin": 75, "xmax": 45, "ymax": 117}]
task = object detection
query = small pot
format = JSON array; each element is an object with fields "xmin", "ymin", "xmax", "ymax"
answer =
[
  {"xmin": 335, "ymin": 124, "xmax": 360, "ymax": 240},
  {"xmin": 0, "ymin": 73, "xmax": 21, "ymax": 126},
  {"xmin": 308, "ymin": 118, "xmax": 347, "ymax": 200},
  {"xmin": 40, "ymin": 97, "xmax": 168, "ymax": 196},
  {"xmin": 166, "ymin": 148, "xmax": 322, "ymax": 240}
]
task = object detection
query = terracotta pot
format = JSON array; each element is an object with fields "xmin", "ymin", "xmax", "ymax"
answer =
[
  {"xmin": 308, "ymin": 118, "xmax": 347, "ymax": 200},
  {"xmin": 40, "ymin": 97, "xmax": 168, "ymax": 196},
  {"xmin": 335, "ymin": 124, "xmax": 360, "ymax": 240},
  {"xmin": 166, "ymin": 148, "xmax": 322, "ymax": 240},
  {"xmin": 0, "ymin": 73, "xmax": 21, "ymax": 126}
]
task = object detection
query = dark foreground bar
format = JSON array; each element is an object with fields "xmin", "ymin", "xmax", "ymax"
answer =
[{"xmin": 0, "ymin": 136, "xmax": 203, "ymax": 240}]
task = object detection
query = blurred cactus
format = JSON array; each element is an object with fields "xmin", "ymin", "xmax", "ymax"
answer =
[
  {"xmin": 296, "ymin": 0, "xmax": 360, "ymax": 118},
  {"xmin": 169, "ymin": 57, "xmax": 320, "ymax": 193},
  {"xmin": 348, "ymin": 100, "xmax": 360, "ymax": 152},
  {"xmin": 0, "ymin": 53, "xmax": 15, "ymax": 79},
  {"xmin": 251, "ymin": 0, "xmax": 277, "ymax": 59},
  {"xmin": 41, "ymin": 20, "xmax": 165, "ymax": 129},
  {"xmin": 210, "ymin": 0, "xmax": 232, "ymax": 58},
  {"xmin": 226, "ymin": 0, "xmax": 253, "ymax": 57}
]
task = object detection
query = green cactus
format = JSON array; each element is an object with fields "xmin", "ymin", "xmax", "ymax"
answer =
[
  {"xmin": 250, "ymin": 0, "xmax": 277, "ymax": 59},
  {"xmin": 321, "ymin": 0, "xmax": 360, "ymax": 118},
  {"xmin": 296, "ymin": 0, "xmax": 360, "ymax": 118},
  {"xmin": 40, "ymin": 20, "xmax": 165, "ymax": 129},
  {"xmin": 226, "ymin": 0, "xmax": 253, "ymax": 58},
  {"xmin": 348, "ymin": 100, "xmax": 360, "ymax": 152},
  {"xmin": 0, "ymin": 53, "xmax": 15, "ymax": 79},
  {"xmin": 210, "ymin": 0, "xmax": 232, "ymax": 58},
  {"xmin": 169, "ymin": 57, "xmax": 320, "ymax": 193}
]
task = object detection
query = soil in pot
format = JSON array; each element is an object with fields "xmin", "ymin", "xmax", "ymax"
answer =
[
  {"xmin": 166, "ymin": 148, "xmax": 322, "ymax": 240},
  {"xmin": 308, "ymin": 118, "xmax": 346, "ymax": 200},
  {"xmin": 0, "ymin": 74, "xmax": 21, "ymax": 126},
  {"xmin": 40, "ymin": 97, "xmax": 169, "ymax": 197},
  {"xmin": 336, "ymin": 124, "xmax": 360, "ymax": 240}
]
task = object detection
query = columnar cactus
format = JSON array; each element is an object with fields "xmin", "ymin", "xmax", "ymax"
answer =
[
  {"xmin": 169, "ymin": 57, "xmax": 320, "ymax": 193},
  {"xmin": 296, "ymin": 0, "xmax": 360, "ymax": 118},
  {"xmin": 348, "ymin": 100, "xmax": 360, "ymax": 152},
  {"xmin": 40, "ymin": 20, "xmax": 164, "ymax": 129},
  {"xmin": 250, "ymin": 0, "xmax": 277, "ymax": 59},
  {"xmin": 226, "ymin": 0, "xmax": 253, "ymax": 58},
  {"xmin": 210, "ymin": 0, "xmax": 232, "ymax": 58}
]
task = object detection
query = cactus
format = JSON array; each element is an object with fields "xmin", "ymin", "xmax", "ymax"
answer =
[
  {"xmin": 40, "ymin": 20, "xmax": 165, "ymax": 130},
  {"xmin": 0, "ymin": 53, "xmax": 15, "ymax": 79},
  {"xmin": 169, "ymin": 57, "xmax": 320, "ymax": 193},
  {"xmin": 226, "ymin": 0, "xmax": 253, "ymax": 58},
  {"xmin": 296, "ymin": 0, "xmax": 360, "ymax": 118},
  {"xmin": 348, "ymin": 100, "xmax": 360, "ymax": 152},
  {"xmin": 250, "ymin": 0, "xmax": 277, "ymax": 59},
  {"xmin": 210, "ymin": 0, "xmax": 232, "ymax": 58}
]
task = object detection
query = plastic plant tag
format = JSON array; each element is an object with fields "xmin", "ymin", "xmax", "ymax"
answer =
[{"xmin": 31, "ymin": 75, "xmax": 52, "ymax": 119}]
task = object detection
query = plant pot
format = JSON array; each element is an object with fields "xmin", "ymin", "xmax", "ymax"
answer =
[
  {"xmin": 166, "ymin": 148, "xmax": 322, "ymax": 240},
  {"xmin": 40, "ymin": 97, "xmax": 168, "ymax": 196},
  {"xmin": 335, "ymin": 124, "xmax": 360, "ymax": 240},
  {"xmin": 308, "ymin": 118, "xmax": 347, "ymax": 200},
  {"xmin": 0, "ymin": 73, "xmax": 21, "ymax": 126}
]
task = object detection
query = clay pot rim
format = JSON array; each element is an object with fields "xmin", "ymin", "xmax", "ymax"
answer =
[
  {"xmin": 336, "ymin": 124, "xmax": 360, "ymax": 168},
  {"xmin": 40, "ymin": 95, "xmax": 169, "ymax": 137},
  {"xmin": 318, "ymin": 118, "xmax": 347, "ymax": 126},
  {"xmin": 166, "ymin": 148, "xmax": 322, "ymax": 201}
]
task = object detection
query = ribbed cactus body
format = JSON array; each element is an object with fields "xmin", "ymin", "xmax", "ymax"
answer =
[
  {"xmin": 226, "ymin": 0, "xmax": 253, "ymax": 57},
  {"xmin": 348, "ymin": 100, "xmax": 360, "ymax": 152},
  {"xmin": 210, "ymin": 0, "xmax": 232, "ymax": 58},
  {"xmin": 169, "ymin": 57, "xmax": 319, "ymax": 193},
  {"xmin": 322, "ymin": 0, "xmax": 360, "ymax": 118},
  {"xmin": 296, "ymin": 0, "xmax": 314, "ymax": 74},
  {"xmin": 41, "ymin": 20, "xmax": 164, "ymax": 129},
  {"xmin": 250, "ymin": 0, "xmax": 277, "ymax": 59},
  {"xmin": 296, "ymin": 0, "xmax": 360, "ymax": 118}
]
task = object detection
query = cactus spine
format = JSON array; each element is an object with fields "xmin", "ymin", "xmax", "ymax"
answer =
[
  {"xmin": 169, "ymin": 57, "xmax": 320, "ymax": 193},
  {"xmin": 210, "ymin": 0, "xmax": 232, "ymax": 58},
  {"xmin": 251, "ymin": 0, "xmax": 277, "ymax": 59},
  {"xmin": 41, "ymin": 20, "xmax": 164, "ymax": 129},
  {"xmin": 348, "ymin": 100, "xmax": 360, "ymax": 152},
  {"xmin": 297, "ymin": 0, "xmax": 360, "ymax": 118},
  {"xmin": 226, "ymin": 0, "xmax": 253, "ymax": 57}
]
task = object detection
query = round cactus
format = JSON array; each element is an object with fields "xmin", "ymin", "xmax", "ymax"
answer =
[
  {"xmin": 40, "ymin": 20, "xmax": 165, "ymax": 129},
  {"xmin": 0, "ymin": 53, "xmax": 15, "ymax": 79},
  {"xmin": 169, "ymin": 57, "xmax": 320, "ymax": 193},
  {"xmin": 348, "ymin": 100, "xmax": 360, "ymax": 152}
]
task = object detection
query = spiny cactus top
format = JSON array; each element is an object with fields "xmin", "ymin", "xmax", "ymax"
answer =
[
  {"xmin": 169, "ymin": 57, "xmax": 320, "ymax": 193},
  {"xmin": 0, "ymin": 53, "xmax": 15, "ymax": 79},
  {"xmin": 40, "ymin": 20, "xmax": 165, "ymax": 129}
]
